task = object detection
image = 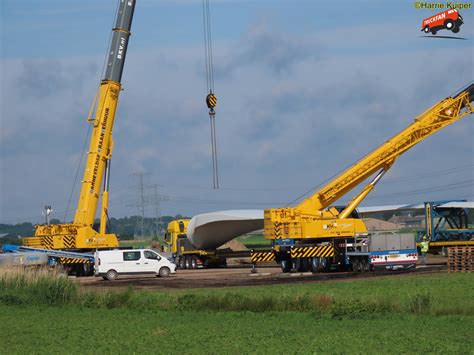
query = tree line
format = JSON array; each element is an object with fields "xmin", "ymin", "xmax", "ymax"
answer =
[{"xmin": 0, "ymin": 215, "xmax": 188, "ymax": 246}]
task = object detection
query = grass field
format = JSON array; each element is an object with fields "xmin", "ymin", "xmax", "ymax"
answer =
[
  {"xmin": 2, "ymin": 306, "xmax": 472, "ymax": 353},
  {"xmin": 237, "ymin": 233, "xmax": 271, "ymax": 249},
  {"xmin": 1, "ymin": 270, "xmax": 473, "ymax": 353}
]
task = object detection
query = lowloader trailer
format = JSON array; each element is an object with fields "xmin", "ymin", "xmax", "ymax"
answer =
[{"xmin": 165, "ymin": 219, "xmax": 272, "ymax": 269}]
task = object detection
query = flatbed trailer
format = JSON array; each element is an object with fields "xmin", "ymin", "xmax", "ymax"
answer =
[{"xmin": 262, "ymin": 232, "xmax": 418, "ymax": 273}]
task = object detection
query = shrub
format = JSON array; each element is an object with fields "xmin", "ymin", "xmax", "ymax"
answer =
[
  {"xmin": 407, "ymin": 292, "xmax": 431, "ymax": 314},
  {"xmin": 0, "ymin": 267, "xmax": 78, "ymax": 306}
]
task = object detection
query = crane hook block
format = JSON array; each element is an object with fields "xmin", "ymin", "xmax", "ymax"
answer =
[{"xmin": 206, "ymin": 93, "xmax": 217, "ymax": 110}]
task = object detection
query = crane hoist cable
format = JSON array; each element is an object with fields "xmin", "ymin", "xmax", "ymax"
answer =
[{"xmin": 202, "ymin": 0, "xmax": 219, "ymax": 189}]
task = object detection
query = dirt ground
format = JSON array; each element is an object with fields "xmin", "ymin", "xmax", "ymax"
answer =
[{"xmin": 79, "ymin": 255, "xmax": 447, "ymax": 290}]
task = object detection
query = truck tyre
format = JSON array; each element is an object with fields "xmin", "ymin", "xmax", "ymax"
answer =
[
  {"xmin": 310, "ymin": 257, "xmax": 320, "ymax": 273},
  {"xmin": 185, "ymin": 256, "xmax": 191, "ymax": 269},
  {"xmin": 105, "ymin": 269, "xmax": 118, "ymax": 281},
  {"xmin": 281, "ymin": 259, "xmax": 291, "ymax": 273},
  {"xmin": 424, "ymin": 26, "xmax": 430, "ymax": 33},
  {"xmin": 292, "ymin": 258, "xmax": 299, "ymax": 272},
  {"xmin": 431, "ymin": 29, "xmax": 437, "ymax": 35},
  {"xmin": 84, "ymin": 264, "xmax": 94, "ymax": 277},
  {"xmin": 320, "ymin": 257, "xmax": 331, "ymax": 272},
  {"xmin": 360, "ymin": 258, "xmax": 369, "ymax": 272},
  {"xmin": 352, "ymin": 258, "xmax": 360, "ymax": 272},
  {"xmin": 191, "ymin": 256, "xmax": 197, "ymax": 269},
  {"xmin": 452, "ymin": 27, "xmax": 460, "ymax": 33},
  {"xmin": 298, "ymin": 258, "xmax": 310, "ymax": 272},
  {"xmin": 159, "ymin": 267, "xmax": 171, "ymax": 277}
]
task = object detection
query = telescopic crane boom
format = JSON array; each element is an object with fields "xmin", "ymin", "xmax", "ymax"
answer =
[
  {"xmin": 23, "ymin": 0, "xmax": 136, "ymax": 251},
  {"xmin": 265, "ymin": 83, "xmax": 474, "ymax": 242}
]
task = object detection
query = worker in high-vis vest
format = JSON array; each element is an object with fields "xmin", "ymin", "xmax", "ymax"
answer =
[{"xmin": 420, "ymin": 236, "xmax": 429, "ymax": 265}]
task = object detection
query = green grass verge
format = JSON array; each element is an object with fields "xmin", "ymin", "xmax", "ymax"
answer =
[
  {"xmin": 1, "ymin": 269, "xmax": 473, "ymax": 316},
  {"xmin": 1, "ymin": 305, "xmax": 472, "ymax": 353},
  {"xmin": 1, "ymin": 270, "xmax": 473, "ymax": 353}
]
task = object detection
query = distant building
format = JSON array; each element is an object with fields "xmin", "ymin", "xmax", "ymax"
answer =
[
  {"xmin": 364, "ymin": 218, "xmax": 399, "ymax": 231},
  {"xmin": 388, "ymin": 215, "xmax": 425, "ymax": 229}
]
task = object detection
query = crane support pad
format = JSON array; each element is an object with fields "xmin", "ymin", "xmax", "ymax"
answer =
[
  {"xmin": 291, "ymin": 245, "xmax": 334, "ymax": 259},
  {"xmin": 251, "ymin": 251, "xmax": 275, "ymax": 263},
  {"xmin": 59, "ymin": 257, "xmax": 92, "ymax": 264}
]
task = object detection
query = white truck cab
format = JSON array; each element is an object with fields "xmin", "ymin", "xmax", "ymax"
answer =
[{"xmin": 94, "ymin": 249, "xmax": 177, "ymax": 280}]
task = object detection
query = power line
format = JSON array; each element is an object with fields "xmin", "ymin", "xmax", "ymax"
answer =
[
  {"xmin": 285, "ymin": 163, "xmax": 474, "ymax": 206},
  {"xmin": 129, "ymin": 172, "xmax": 154, "ymax": 239},
  {"xmin": 366, "ymin": 179, "xmax": 474, "ymax": 200}
]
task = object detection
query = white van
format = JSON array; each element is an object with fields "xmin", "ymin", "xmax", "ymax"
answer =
[{"xmin": 94, "ymin": 249, "xmax": 177, "ymax": 280}]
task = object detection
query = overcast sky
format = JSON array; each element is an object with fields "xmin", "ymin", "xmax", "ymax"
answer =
[{"xmin": 1, "ymin": 0, "xmax": 473, "ymax": 224}]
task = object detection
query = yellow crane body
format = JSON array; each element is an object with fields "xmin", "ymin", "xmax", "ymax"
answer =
[
  {"xmin": 23, "ymin": 0, "xmax": 136, "ymax": 253},
  {"xmin": 25, "ymin": 81, "xmax": 122, "ymax": 249},
  {"xmin": 265, "ymin": 84, "xmax": 474, "ymax": 242}
]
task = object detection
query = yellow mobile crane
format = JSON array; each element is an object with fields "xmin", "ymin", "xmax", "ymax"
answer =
[
  {"xmin": 23, "ymin": 1, "xmax": 136, "ymax": 272},
  {"xmin": 264, "ymin": 83, "xmax": 474, "ymax": 272}
]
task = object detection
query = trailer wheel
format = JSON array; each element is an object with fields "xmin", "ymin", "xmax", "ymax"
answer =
[
  {"xmin": 191, "ymin": 256, "xmax": 197, "ymax": 269},
  {"xmin": 105, "ymin": 269, "xmax": 118, "ymax": 281},
  {"xmin": 159, "ymin": 267, "xmax": 171, "ymax": 277},
  {"xmin": 185, "ymin": 256, "xmax": 191, "ymax": 269},
  {"xmin": 178, "ymin": 256, "xmax": 186, "ymax": 269}
]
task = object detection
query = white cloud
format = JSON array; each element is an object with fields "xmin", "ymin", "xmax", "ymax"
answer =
[{"xmin": 1, "ymin": 17, "xmax": 473, "ymax": 223}]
